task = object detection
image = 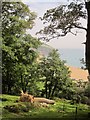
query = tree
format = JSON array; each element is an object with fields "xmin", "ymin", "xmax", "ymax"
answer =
[
  {"xmin": 85, "ymin": 1, "xmax": 90, "ymax": 75},
  {"xmin": 37, "ymin": 0, "xmax": 90, "ymax": 75},
  {"xmin": 2, "ymin": 2, "xmax": 40, "ymax": 94},
  {"xmin": 38, "ymin": 49, "xmax": 73, "ymax": 99},
  {"xmin": 13, "ymin": 34, "xmax": 40, "ymax": 93},
  {"xmin": 2, "ymin": 2, "xmax": 36, "ymax": 37}
]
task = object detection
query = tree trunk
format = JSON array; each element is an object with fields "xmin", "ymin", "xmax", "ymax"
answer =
[
  {"xmin": 85, "ymin": 2, "xmax": 90, "ymax": 75},
  {"xmin": 23, "ymin": 78, "xmax": 28, "ymax": 93},
  {"xmin": 51, "ymin": 80, "xmax": 58, "ymax": 98},
  {"xmin": 21, "ymin": 74, "xmax": 25, "ymax": 93},
  {"xmin": 7, "ymin": 69, "xmax": 11, "ymax": 94},
  {"xmin": 48, "ymin": 81, "xmax": 53, "ymax": 99}
]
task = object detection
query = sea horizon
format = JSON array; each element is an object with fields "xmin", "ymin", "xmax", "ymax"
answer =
[{"xmin": 58, "ymin": 48, "xmax": 85, "ymax": 68}]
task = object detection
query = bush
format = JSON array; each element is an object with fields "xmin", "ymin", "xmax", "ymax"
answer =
[
  {"xmin": 81, "ymin": 96, "xmax": 88, "ymax": 104},
  {"xmin": 71, "ymin": 94, "xmax": 81, "ymax": 104},
  {"xmin": 85, "ymin": 83, "xmax": 90, "ymax": 97}
]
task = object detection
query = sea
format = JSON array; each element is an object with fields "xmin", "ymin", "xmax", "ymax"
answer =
[{"xmin": 58, "ymin": 49, "xmax": 85, "ymax": 68}]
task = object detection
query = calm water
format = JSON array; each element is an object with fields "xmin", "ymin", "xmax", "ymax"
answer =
[{"xmin": 58, "ymin": 49, "xmax": 85, "ymax": 68}]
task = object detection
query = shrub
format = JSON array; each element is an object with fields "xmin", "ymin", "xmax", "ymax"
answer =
[
  {"xmin": 85, "ymin": 83, "xmax": 90, "ymax": 97},
  {"xmin": 71, "ymin": 94, "xmax": 81, "ymax": 104},
  {"xmin": 81, "ymin": 96, "xmax": 88, "ymax": 104}
]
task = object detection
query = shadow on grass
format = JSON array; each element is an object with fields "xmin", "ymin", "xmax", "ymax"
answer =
[{"xmin": 2, "ymin": 110, "xmax": 90, "ymax": 120}]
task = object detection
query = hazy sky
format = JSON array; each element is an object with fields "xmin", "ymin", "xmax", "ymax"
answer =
[
  {"xmin": 22, "ymin": 0, "xmax": 67, "ymax": 3},
  {"xmin": 22, "ymin": 0, "xmax": 87, "ymax": 49}
]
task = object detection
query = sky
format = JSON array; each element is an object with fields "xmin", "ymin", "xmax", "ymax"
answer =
[
  {"xmin": 22, "ymin": 0, "xmax": 68, "ymax": 3},
  {"xmin": 22, "ymin": 0, "xmax": 87, "ymax": 49}
]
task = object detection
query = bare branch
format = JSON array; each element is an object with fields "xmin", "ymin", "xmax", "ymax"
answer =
[
  {"xmin": 70, "ymin": 31, "xmax": 77, "ymax": 35},
  {"xmin": 38, "ymin": 33, "xmax": 67, "ymax": 41},
  {"xmin": 73, "ymin": 24, "xmax": 87, "ymax": 31}
]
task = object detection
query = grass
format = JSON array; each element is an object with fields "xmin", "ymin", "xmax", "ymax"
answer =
[{"xmin": 0, "ymin": 94, "xmax": 90, "ymax": 120}]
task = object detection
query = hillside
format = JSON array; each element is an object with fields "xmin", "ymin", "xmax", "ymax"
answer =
[
  {"xmin": 37, "ymin": 43, "xmax": 54, "ymax": 57},
  {"xmin": 37, "ymin": 44, "xmax": 89, "ymax": 82},
  {"xmin": 68, "ymin": 66, "xmax": 89, "ymax": 82}
]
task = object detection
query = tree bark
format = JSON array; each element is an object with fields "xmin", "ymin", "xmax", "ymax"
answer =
[
  {"xmin": 21, "ymin": 74, "xmax": 25, "ymax": 93},
  {"xmin": 51, "ymin": 80, "xmax": 58, "ymax": 98},
  {"xmin": 85, "ymin": 2, "xmax": 90, "ymax": 75},
  {"xmin": 7, "ymin": 68, "xmax": 11, "ymax": 94},
  {"xmin": 48, "ymin": 81, "xmax": 53, "ymax": 99}
]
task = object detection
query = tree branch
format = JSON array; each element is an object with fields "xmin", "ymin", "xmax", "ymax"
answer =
[
  {"xmin": 73, "ymin": 24, "xmax": 87, "ymax": 31},
  {"xmin": 38, "ymin": 33, "xmax": 66, "ymax": 41}
]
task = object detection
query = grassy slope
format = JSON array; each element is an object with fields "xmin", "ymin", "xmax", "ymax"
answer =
[{"xmin": 0, "ymin": 94, "xmax": 90, "ymax": 120}]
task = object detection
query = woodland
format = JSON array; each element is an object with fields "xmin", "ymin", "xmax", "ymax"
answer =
[{"xmin": 1, "ymin": 1, "xmax": 90, "ymax": 119}]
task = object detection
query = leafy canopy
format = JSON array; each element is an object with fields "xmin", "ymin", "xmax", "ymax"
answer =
[
  {"xmin": 2, "ymin": 2, "xmax": 41, "ymax": 94},
  {"xmin": 38, "ymin": 49, "xmax": 73, "ymax": 99},
  {"xmin": 37, "ymin": 1, "xmax": 87, "ymax": 41}
]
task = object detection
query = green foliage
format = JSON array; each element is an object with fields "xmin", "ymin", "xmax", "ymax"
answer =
[
  {"xmin": 2, "ymin": 2, "xmax": 36, "ymax": 37},
  {"xmin": 38, "ymin": 0, "xmax": 90, "ymax": 75},
  {"xmin": 38, "ymin": 49, "xmax": 74, "ymax": 99},
  {"xmin": 37, "ymin": 1, "xmax": 86, "ymax": 41},
  {"xmin": 2, "ymin": 33, "xmax": 41, "ymax": 94},
  {"xmin": 2, "ymin": 1, "xmax": 89, "ymax": 103},
  {"xmin": 69, "ymin": 80, "xmax": 90, "ymax": 105},
  {"xmin": 36, "ymin": 0, "xmax": 90, "ymax": 101},
  {"xmin": 1, "ymin": 94, "xmax": 90, "ymax": 119},
  {"xmin": 85, "ymin": 83, "xmax": 90, "ymax": 98},
  {"xmin": 2, "ymin": 2, "xmax": 41, "ymax": 94}
]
